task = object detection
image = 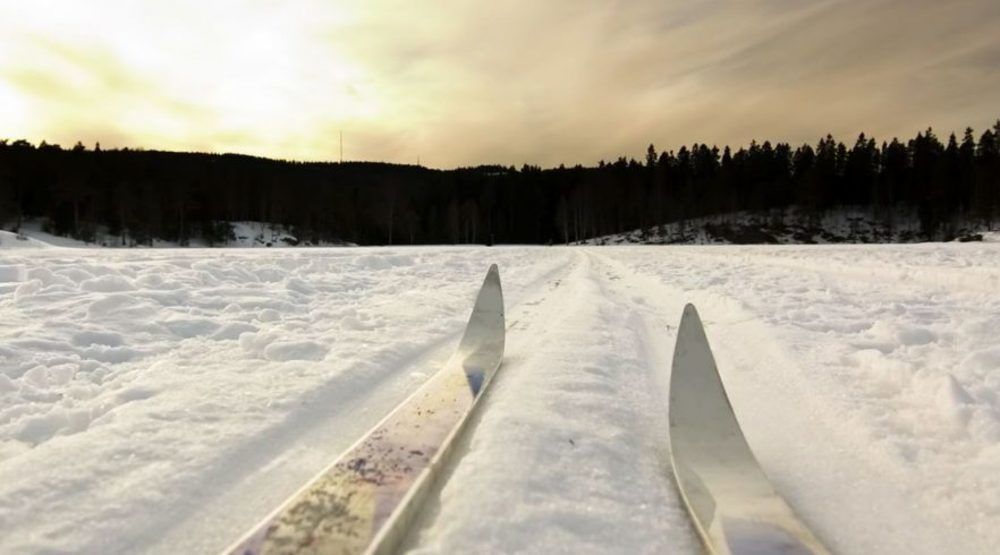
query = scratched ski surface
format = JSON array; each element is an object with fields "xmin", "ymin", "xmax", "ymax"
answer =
[
  {"xmin": 668, "ymin": 304, "xmax": 829, "ymax": 555},
  {"xmin": 225, "ymin": 264, "xmax": 504, "ymax": 555}
]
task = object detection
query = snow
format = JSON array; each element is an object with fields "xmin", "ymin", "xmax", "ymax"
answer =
[
  {"xmin": 3, "ymin": 220, "xmax": 353, "ymax": 248},
  {"xmin": 1, "ymin": 239, "xmax": 999, "ymax": 554},
  {"xmin": 0, "ymin": 229, "xmax": 54, "ymax": 250},
  {"xmin": 582, "ymin": 206, "xmax": 992, "ymax": 245},
  {"xmin": 2, "ymin": 224, "xmax": 91, "ymax": 248}
]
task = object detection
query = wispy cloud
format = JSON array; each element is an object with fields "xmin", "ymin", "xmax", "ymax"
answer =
[{"xmin": 1, "ymin": 0, "xmax": 998, "ymax": 167}]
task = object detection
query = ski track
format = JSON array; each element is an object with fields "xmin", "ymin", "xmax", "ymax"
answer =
[
  {"xmin": 0, "ymin": 246, "xmax": 572, "ymax": 554},
  {"xmin": 1, "ymin": 243, "xmax": 999, "ymax": 554},
  {"xmin": 595, "ymin": 245, "xmax": 1000, "ymax": 555},
  {"xmin": 407, "ymin": 250, "xmax": 700, "ymax": 554}
]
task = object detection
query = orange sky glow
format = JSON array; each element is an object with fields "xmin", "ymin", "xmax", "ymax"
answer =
[{"xmin": 2, "ymin": 0, "xmax": 999, "ymax": 168}]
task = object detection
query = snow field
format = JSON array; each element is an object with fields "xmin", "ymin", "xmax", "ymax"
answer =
[
  {"xmin": 2, "ymin": 241, "xmax": 999, "ymax": 554},
  {"xmin": 0, "ymin": 246, "xmax": 569, "ymax": 553},
  {"xmin": 409, "ymin": 252, "xmax": 700, "ymax": 553},
  {"xmin": 597, "ymin": 244, "xmax": 1000, "ymax": 554}
]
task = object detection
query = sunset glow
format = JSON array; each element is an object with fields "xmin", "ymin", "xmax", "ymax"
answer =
[{"xmin": 2, "ymin": 0, "xmax": 999, "ymax": 167}]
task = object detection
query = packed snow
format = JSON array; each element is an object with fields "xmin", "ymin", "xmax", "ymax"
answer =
[{"xmin": 1, "ymin": 238, "xmax": 998, "ymax": 554}]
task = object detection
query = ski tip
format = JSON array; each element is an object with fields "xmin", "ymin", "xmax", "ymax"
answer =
[
  {"xmin": 469, "ymin": 264, "xmax": 504, "ymax": 324},
  {"xmin": 679, "ymin": 303, "xmax": 705, "ymax": 336},
  {"xmin": 682, "ymin": 303, "xmax": 699, "ymax": 319},
  {"xmin": 458, "ymin": 264, "xmax": 505, "ymax": 370},
  {"xmin": 672, "ymin": 303, "xmax": 715, "ymax": 393},
  {"xmin": 483, "ymin": 264, "xmax": 500, "ymax": 287},
  {"xmin": 485, "ymin": 263, "xmax": 500, "ymax": 290}
]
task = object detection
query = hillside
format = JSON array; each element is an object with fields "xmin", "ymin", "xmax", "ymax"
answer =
[
  {"xmin": 4, "ymin": 121, "xmax": 999, "ymax": 246},
  {"xmin": 0, "ymin": 221, "xmax": 354, "ymax": 249},
  {"xmin": 583, "ymin": 207, "xmax": 997, "ymax": 245}
]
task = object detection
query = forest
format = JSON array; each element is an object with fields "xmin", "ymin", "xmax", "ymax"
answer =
[{"xmin": 1, "ymin": 120, "xmax": 999, "ymax": 245}]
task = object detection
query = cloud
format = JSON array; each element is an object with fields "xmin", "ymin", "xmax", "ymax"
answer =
[{"xmin": 1, "ymin": 0, "xmax": 998, "ymax": 167}]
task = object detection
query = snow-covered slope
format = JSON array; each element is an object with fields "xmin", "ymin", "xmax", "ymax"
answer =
[
  {"xmin": 5, "ymin": 220, "xmax": 353, "ymax": 248},
  {"xmin": 1, "ymin": 243, "xmax": 998, "ymax": 554},
  {"xmin": 0, "ymin": 229, "xmax": 56, "ymax": 249},
  {"xmin": 582, "ymin": 206, "xmax": 992, "ymax": 245}
]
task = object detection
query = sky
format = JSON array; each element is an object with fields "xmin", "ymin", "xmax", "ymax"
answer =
[{"xmin": 1, "ymin": 0, "xmax": 999, "ymax": 168}]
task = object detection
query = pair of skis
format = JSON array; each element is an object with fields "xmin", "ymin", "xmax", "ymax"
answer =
[{"xmin": 224, "ymin": 266, "xmax": 827, "ymax": 554}]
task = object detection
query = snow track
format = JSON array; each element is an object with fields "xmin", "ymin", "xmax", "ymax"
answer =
[
  {"xmin": 407, "ymin": 251, "xmax": 700, "ymax": 553},
  {"xmin": 0, "ymin": 247, "xmax": 573, "ymax": 554},
  {"xmin": 2, "ymin": 243, "xmax": 998, "ymax": 554},
  {"xmin": 594, "ymin": 246, "xmax": 999, "ymax": 555}
]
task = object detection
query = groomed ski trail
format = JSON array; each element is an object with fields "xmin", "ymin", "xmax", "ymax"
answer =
[
  {"xmin": 0, "ymin": 247, "xmax": 576, "ymax": 555},
  {"xmin": 405, "ymin": 250, "xmax": 701, "ymax": 553},
  {"xmin": 146, "ymin": 251, "xmax": 578, "ymax": 555},
  {"xmin": 407, "ymin": 248, "xmax": 985, "ymax": 554},
  {"xmin": 225, "ymin": 264, "xmax": 505, "ymax": 555},
  {"xmin": 586, "ymin": 249, "xmax": 983, "ymax": 555},
  {"xmin": 4, "ymin": 244, "xmax": 998, "ymax": 554}
]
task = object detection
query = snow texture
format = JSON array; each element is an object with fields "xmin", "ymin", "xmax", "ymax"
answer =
[
  {"xmin": 1, "ymin": 238, "xmax": 999, "ymax": 554},
  {"xmin": 582, "ymin": 206, "xmax": 993, "ymax": 245},
  {"xmin": 2, "ymin": 220, "xmax": 352, "ymax": 249}
]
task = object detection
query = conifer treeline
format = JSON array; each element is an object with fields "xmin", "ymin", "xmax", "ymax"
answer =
[{"xmin": 1, "ymin": 121, "xmax": 998, "ymax": 245}]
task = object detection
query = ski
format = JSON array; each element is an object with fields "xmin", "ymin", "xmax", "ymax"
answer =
[
  {"xmin": 224, "ymin": 264, "xmax": 505, "ymax": 555},
  {"xmin": 668, "ymin": 304, "xmax": 829, "ymax": 555}
]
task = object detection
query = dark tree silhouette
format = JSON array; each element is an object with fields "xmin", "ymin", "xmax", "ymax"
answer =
[{"xmin": 1, "ymin": 119, "xmax": 999, "ymax": 245}]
